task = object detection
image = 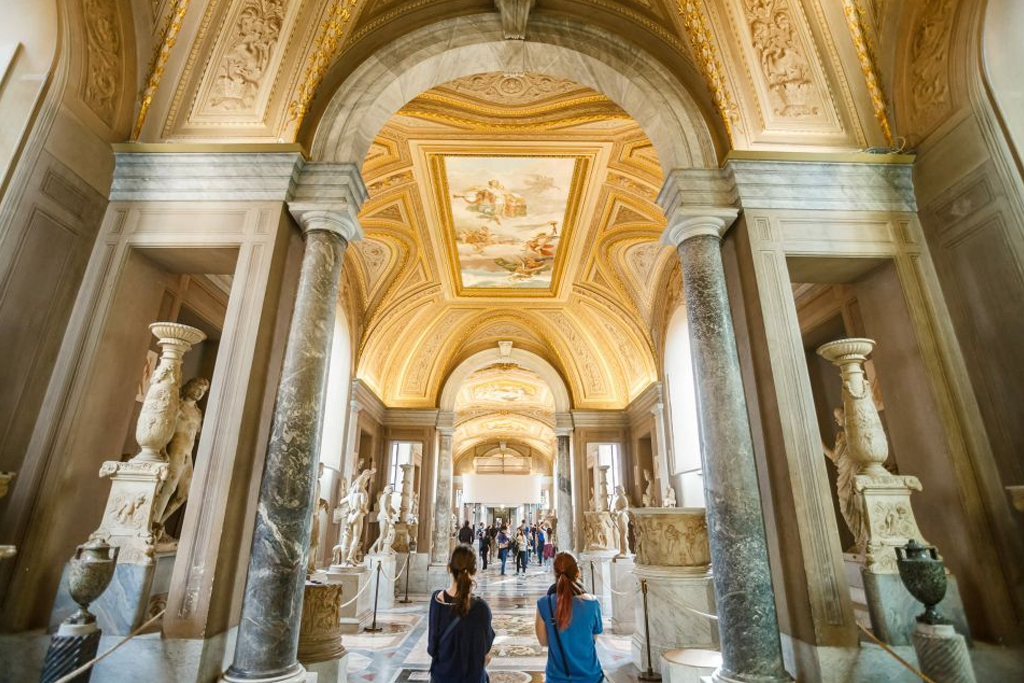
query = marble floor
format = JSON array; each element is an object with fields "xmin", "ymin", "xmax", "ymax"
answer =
[{"xmin": 345, "ymin": 558, "xmax": 641, "ymax": 683}]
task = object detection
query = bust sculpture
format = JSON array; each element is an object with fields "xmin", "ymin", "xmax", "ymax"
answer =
[
  {"xmin": 663, "ymin": 486, "xmax": 677, "ymax": 508},
  {"xmin": 611, "ymin": 485, "xmax": 631, "ymax": 555},
  {"xmin": 152, "ymin": 377, "xmax": 210, "ymax": 546}
]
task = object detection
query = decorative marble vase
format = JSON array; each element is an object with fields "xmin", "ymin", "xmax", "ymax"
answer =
[
  {"xmin": 134, "ymin": 322, "xmax": 206, "ymax": 462},
  {"xmin": 896, "ymin": 539, "xmax": 948, "ymax": 625},
  {"xmin": 67, "ymin": 538, "xmax": 120, "ymax": 624},
  {"xmin": 817, "ymin": 338, "xmax": 889, "ymax": 476},
  {"xmin": 630, "ymin": 508, "xmax": 710, "ymax": 569}
]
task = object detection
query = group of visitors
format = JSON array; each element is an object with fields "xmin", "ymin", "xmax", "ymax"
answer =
[
  {"xmin": 468, "ymin": 519, "xmax": 554, "ymax": 576},
  {"xmin": 428, "ymin": 545, "xmax": 604, "ymax": 683}
]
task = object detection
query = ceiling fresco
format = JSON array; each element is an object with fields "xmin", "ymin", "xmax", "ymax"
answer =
[
  {"xmin": 441, "ymin": 154, "xmax": 582, "ymax": 292},
  {"xmin": 348, "ymin": 72, "xmax": 671, "ymax": 409}
]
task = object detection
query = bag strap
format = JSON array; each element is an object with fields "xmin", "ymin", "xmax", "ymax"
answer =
[
  {"xmin": 547, "ymin": 593, "xmax": 574, "ymax": 681},
  {"xmin": 434, "ymin": 590, "xmax": 467, "ymax": 648}
]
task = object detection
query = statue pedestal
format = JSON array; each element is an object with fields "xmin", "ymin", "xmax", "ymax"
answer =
[
  {"xmin": 364, "ymin": 553, "xmax": 397, "ymax": 611},
  {"xmin": 610, "ymin": 556, "xmax": 637, "ymax": 634},
  {"xmin": 297, "ymin": 582, "xmax": 346, "ymax": 665},
  {"xmin": 324, "ymin": 565, "xmax": 371, "ymax": 633},
  {"xmin": 629, "ymin": 508, "xmax": 715, "ymax": 675},
  {"xmin": 50, "ymin": 460, "xmax": 175, "ymax": 636},
  {"xmin": 579, "ymin": 550, "xmax": 616, "ymax": 613},
  {"xmin": 631, "ymin": 565, "xmax": 717, "ymax": 675},
  {"xmin": 427, "ymin": 563, "xmax": 451, "ymax": 593},
  {"xmin": 403, "ymin": 552, "xmax": 430, "ymax": 594}
]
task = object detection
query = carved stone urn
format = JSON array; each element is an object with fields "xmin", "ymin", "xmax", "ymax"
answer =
[
  {"xmin": 817, "ymin": 338, "xmax": 888, "ymax": 475},
  {"xmin": 134, "ymin": 322, "xmax": 206, "ymax": 462},
  {"xmin": 896, "ymin": 539, "xmax": 948, "ymax": 625},
  {"xmin": 66, "ymin": 538, "xmax": 120, "ymax": 625}
]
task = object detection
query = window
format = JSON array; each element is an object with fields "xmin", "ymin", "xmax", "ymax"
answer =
[
  {"xmin": 597, "ymin": 443, "xmax": 621, "ymax": 490},
  {"xmin": 389, "ymin": 441, "xmax": 414, "ymax": 493}
]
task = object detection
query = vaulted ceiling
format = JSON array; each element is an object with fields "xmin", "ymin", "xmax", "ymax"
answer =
[{"xmin": 347, "ymin": 73, "xmax": 671, "ymax": 409}]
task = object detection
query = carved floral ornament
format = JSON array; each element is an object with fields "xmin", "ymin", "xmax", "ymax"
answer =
[
  {"xmin": 741, "ymin": 0, "xmax": 820, "ymax": 118},
  {"xmin": 206, "ymin": 0, "xmax": 288, "ymax": 113},
  {"xmin": 82, "ymin": 0, "xmax": 122, "ymax": 125}
]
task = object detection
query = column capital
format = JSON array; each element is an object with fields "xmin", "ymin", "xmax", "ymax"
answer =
[
  {"xmin": 554, "ymin": 411, "xmax": 574, "ymax": 434},
  {"xmin": 436, "ymin": 410, "xmax": 455, "ymax": 433},
  {"xmin": 289, "ymin": 208, "xmax": 363, "ymax": 242},
  {"xmin": 661, "ymin": 209, "xmax": 740, "ymax": 247}
]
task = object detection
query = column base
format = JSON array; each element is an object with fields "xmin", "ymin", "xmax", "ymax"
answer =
[
  {"xmin": 221, "ymin": 663, "xmax": 314, "ymax": 683},
  {"xmin": 711, "ymin": 669, "xmax": 793, "ymax": 683},
  {"xmin": 427, "ymin": 563, "xmax": 451, "ymax": 593}
]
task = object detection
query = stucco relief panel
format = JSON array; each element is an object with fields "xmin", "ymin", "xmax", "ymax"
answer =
[
  {"xmin": 81, "ymin": 0, "xmax": 124, "ymax": 127},
  {"xmin": 716, "ymin": 0, "xmax": 847, "ymax": 139},
  {"xmin": 189, "ymin": 0, "xmax": 300, "ymax": 123}
]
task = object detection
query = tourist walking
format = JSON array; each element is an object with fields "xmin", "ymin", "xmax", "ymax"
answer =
[
  {"xmin": 428, "ymin": 544, "xmax": 494, "ymax": 683},
  {"xmin": 543, "ymin": 525, "xmax": 555, "ymax": 566},
  {"xmin": 497, "ymin": 526, "xmax": 511, "ymax": 575},
  {"xmin": 536, "ymin": 526, "xmax": 546, "ymax": 565},
  {"xmin": 514, "ymin": 527, "xmax": 528, "ymax": 575},
  {"xmin": 458, "ymin": 520, "xmax": 474, "ymax": 545},
  {"xmin": 478, "ymin": 523, "xmax": 490, "ymax": 570},
  {"xmin": 534, "ymin": 552, "xmax": 604, "ymax": 683}
]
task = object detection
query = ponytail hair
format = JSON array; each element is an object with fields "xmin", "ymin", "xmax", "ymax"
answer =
[
  {"xmin": 449, "ymin": 544, "xmax": 477, "ymax": 617},
  {"xmin": 553, "ymin": 551, "xmax": 580, "ymax": 631}
]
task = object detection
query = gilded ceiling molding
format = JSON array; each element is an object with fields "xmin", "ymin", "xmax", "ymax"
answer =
[
  {"xmin": 286, "ymin": 0, "xmax": 361, "ymax": 139},
  {"xmin": 132, "ymin": 0, "xmax": 191, "ymax": 140},
  {"xmin": 676, "ymin": 0, "xmax": 741, "ymax": 145},
  {"xmin": 395, "ymin": 110, "xmax": 632, "ymax": 132},
  {"xmin": 840, "ymin": 0, "xmax": 893, "ymax": 147}
]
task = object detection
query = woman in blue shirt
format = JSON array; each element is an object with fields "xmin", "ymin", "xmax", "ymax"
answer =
[
  {"xmin": 496, "ymin": 526, "xmax": 511, "ymax": 575},
  {"xmin": 534, "ymin": 552, "xmax": 604, "ymax": 683},
  {"xmin": 428, "ymin": 544, "xmax": 495, "ymax": 683}
]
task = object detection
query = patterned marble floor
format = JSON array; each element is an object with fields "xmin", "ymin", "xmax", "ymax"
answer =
[{"xmin": 343, "ymin": 559, "xmax": 642, "ymax": 683}]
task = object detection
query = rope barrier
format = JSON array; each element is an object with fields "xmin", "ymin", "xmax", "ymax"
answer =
[
  {"xmin": 857, "ymin": 623, "xmax": 936, "ymax": 683},
  {"xmin": 51, "ymin": 609, "xmax": 166, "ymax": 683},
  {"xmin": 336, "ymin": 567, "xmax": 380, "ymax": 609},
  {"xmin": 378, "ymin": 555, "xmax": 409, "ymax": 583},
  {"xmin": 608, "ymin": 583, "xmax": 640, "ymax": 597}
]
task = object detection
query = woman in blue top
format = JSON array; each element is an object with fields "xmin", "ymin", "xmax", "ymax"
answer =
[
  {"xmin": 535, "ymin": 552, "xmax": 604, "ymax": 683},
  {"xmin": 496, "ymin": 526, "xmax": 511, "ymax": 575},
  {"xmin": 428, "ymin": 544, "xmax": 495, "ymax": 683}
]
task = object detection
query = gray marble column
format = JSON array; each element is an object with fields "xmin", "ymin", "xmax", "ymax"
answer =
[
  {"xmin": 666, "ymin": 213, "xmax": 792, "ymax": 683},
  {"xmin": 555, "ymin": 431, "xmax": 574, "ymax": 553},
  {"xmin": 430, "ymin": 428, "xmax": 455, "ymax": 564},
  {"xmin": 224, "ymin": 210, "xmax": 361, "ymax": 683}
]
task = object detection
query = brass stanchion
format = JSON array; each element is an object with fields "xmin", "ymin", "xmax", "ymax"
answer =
[
  {"xmin": 637, "ymin": 578, "xmax": 662, "ymax": 681},
  {"xmin": 365, "ymin": 560, "xmax": 384, "ymax": 632},
  {"xmin": 590, "ymin": 559, "xmax": 596, "ymax": 595}
]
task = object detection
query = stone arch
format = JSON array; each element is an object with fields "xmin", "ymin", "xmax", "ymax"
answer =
[
  {"xmin": 439, "ymin": 347, "xmax": 571, "ymax": 413},
  {"xmin": 308, "ymin": 13, "xmax": 721, "ymax": 171}
]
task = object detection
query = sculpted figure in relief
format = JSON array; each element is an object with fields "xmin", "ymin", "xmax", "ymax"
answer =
[
  {"xmin": 332, "ymin": 467, "xmax": 376, "ymax": 566},
  {"xmin": 152, "ymin": 377, "xmax": 210, "ymax": 546},
  {"xmin": 611, "ymin": 486, "xmax": 631, "ymax": 555},
  {"xmin": 823, "ymin": 407, "xmax": 868, "ymax": 551}
]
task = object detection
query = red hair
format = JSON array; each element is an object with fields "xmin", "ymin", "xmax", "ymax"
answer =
[{"xmin": 553, "ymin": 552, "xmax": 580, "ymax": 630}]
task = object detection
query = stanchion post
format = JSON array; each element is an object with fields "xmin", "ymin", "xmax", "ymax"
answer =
[
  {"xmin": 365, "ymin": 560, "xmax": 383, "ymax": 633},
  {"xmin": 590, "ymin": 560, "xmax": 596, "ymax": 595},
  {"xmin": 401, "ymin": 555, "xmax": 412, "ymax": 604},
  {"xmin": 637, "ymin": 578, "xmax": 662, "ymax": 682}
]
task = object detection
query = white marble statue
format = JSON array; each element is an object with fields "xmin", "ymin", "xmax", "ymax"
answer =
[
  {"xmin": 641, "ymin": 469, "xmax": 655, "ymax": 507},
  {"xmin": 611, "ymin": 485, "xmax": 631, "ymax": 555},
  {"xmin": 663, "ymin": 486, "xmax": 677, "ymax": 508},
  {"xmin": 308, "ymin": 462, "xmax": 330, "ymax": 575},
  {"xmin": 152, "ymin": 376, "xmax": 210, "ymax": 546},
  {"xmin": 450, "ymin": 511, "xmax": 458, "ymax": 536},
  {"xmin": 409, "ymin": 491, "xmax": 420, "ymax": 524},
  {"xmin": 367, "ymin": 485, "xmax": 397, "ymax": 556},
  {"xmin": 822, "ymin": 407, "xmax": 868, "ymax": 551},
  {"xmin": 332, "ymin": 467, "xmax": 376, "ymax": 566}
]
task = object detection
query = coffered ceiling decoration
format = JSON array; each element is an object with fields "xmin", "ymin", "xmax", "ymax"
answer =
[{"xmin": 351, "ymin": 73, "xmax": 667, "ymax": 409}]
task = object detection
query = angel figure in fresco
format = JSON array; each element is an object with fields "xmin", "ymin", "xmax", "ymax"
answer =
[
  {"xmin": 494, "ymin": 255, "xmax": 548, "ymax": 282},
  {"xmin": 458, "ymin": 225, "xmax": 499, "ymax": 254},
  {"xmin": 525, "ymin": 230, "xmax": 558, "ymax": 259},
  {"xmin": 453, "ymin": 180, "xmax": 527, "ymax": 224}
]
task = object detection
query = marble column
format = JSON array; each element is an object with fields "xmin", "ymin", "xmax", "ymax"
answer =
[
  {"xmin": 555, "ymin": 430, "xmax": 574, "ymax": 552},
  {"xmin": 224, "ymin": 210, "xmax": 361, "ymax": 683},
  {"xmin": 430, "ymin": 427, "xmax": 455, "ymax": 565},
  {"xmin": 665, "ymin": 212, "xmax": 791, "ymax": 683}
]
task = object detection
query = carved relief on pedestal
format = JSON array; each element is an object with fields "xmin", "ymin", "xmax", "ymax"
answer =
[
  {"xmin": 857, "ymin": 474, "xmax": 927, "ymax": 574},
  {"xmin": 583, "ymin": 511, "xmax": 617, "ymax": 552},
  {"xmin": 91, "ymin": 460, "xmax": 170, "ymax": 565},
  {"xmin": 630, "ymin": 508, "xmax": 710, "ymax": 568},
  {"xmin": 81, "ymin": 0, "xmax": 122, "ymax": 125},
  {"xmin": 297, "ymin": 582, "xmax": 346, "ymax": 664}
]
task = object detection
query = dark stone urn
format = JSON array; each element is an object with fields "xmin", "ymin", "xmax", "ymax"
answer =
[{"xmin": 896, "ymin": 539, "xmax": 948, "ymax": 625}]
